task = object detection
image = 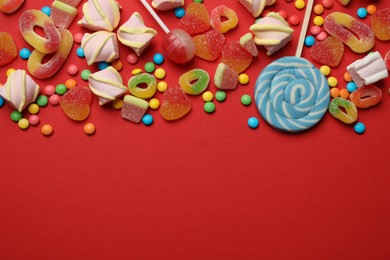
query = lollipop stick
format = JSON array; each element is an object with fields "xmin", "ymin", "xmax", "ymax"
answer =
[
  {"xmin": 295, "ymin": 0, "xmax": 315, "ymax": 57},
  {"xmin": 140, "ymin": 0, "xmax": 170, "ymax": 34}
]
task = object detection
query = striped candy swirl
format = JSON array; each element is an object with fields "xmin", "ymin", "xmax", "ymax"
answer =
[{"xmin": 254, "ymin": 57, "xmax": 330, "ymax": 132}]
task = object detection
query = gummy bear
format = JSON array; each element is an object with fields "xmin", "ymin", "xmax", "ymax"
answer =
[
  {"xmin": 59, "ymin": 86, "xmax": 92, "ymax": 121},
  {"xmin": 0, "ymin": 32, "xmax": 17, "ymax": 66},
  {"xmin": 221, "ymin": 41, "xmax": 252, "ymax": 73},
  {"xmin": 210, "ymin": 5, "xmax": 238, "ymax": 34},
  {"xmin": 193, "ymin": 29, "xmax": 225, "ymax": 61},
  {"xmin": 179, "ymin": 2, "xmax": 210, "ymax": 35},
  {"xmin": 370, "ymin": 8, "xmax": 390, "ymax": 41},
  {"xmin": 310, "ymin": 36, "xmax": 344, "ymax": 67},
  {"xmin": 160, "ymin": 87, "xmax": 191, "ymax": 120}
]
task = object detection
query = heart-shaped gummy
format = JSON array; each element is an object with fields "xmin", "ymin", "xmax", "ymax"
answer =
[
  {"xmin": 60, "ymin": 86, "xmax": 92, "ymax": 121},
  {"xmin": 179, "ymin": 2, "xmax": 210, "ymax": 35},
  {"xmin": 160, "ymin": 87, "xmax": 191, "ymax": 121},
  {"xmin": 310, "ymin": 36, "xmax": 344, "ymax": 67},
  {"xmin": 371, "ymin": 8, "xmax": 390, "ymax": 41},
  {"xmin": 0, "ymin": 32, "xmax": 17, "ymax": 66},
  {"xmin": 221, "ymin": 41, "xmax": 252, "ymax": 73},
  {"xmin": 193, "ymin": 29, "xmax": 225, "ymax": 61}
]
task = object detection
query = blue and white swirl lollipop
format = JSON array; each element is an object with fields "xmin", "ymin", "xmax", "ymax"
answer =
[{"xmin": 254, "ymin": 57, "xmax": 330, "ymax": 132}]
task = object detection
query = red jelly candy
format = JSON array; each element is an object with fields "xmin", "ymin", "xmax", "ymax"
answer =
[
  {"xmin": 0, "ymin": 0, "xmax": 24, "ymax": 14},
  {"xmin": 160, "ymin": 87, "xmax": 191, "ymax": 120},
  {"xmin": 121, "ymin": 95, "xmax": 149, "ymax": 123},
  {"xmin": 371, "ymin": 8, "xmax": 390, "ymax": 41},
  {"xmin": 240, "ymin": 33, "xmax": 258, "ymax": 57},
  {"xmin": 0, "ymin": 32, "xmax": 17, "ymax": 66},
  {"xmin": 179, "ymin": 2, "xmax": 210, "ymax": 35},
  {"xmin": 193, "ymin": 29, "xmax": 225, "ymax": 61},
  {"xmin": 59, "ymin": 86, "xmax": 92, "ymax": 121},
  {"xmin": 350, "ymin": 85, "xmax": 382, "ymax": 109},
  {"xmin": 221, "ymin": 41, "xmax": 252, "ymax": 73},
  {"xmin": 310, "ymin": 36, "xmax": 344, "ymax": 67}
]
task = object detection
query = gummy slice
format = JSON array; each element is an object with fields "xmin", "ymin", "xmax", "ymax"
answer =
[
  {"xmin": 0, "ymin": 32, "xmax": 17, "ymax": 66},
  {"xmin": 0, "ymin": 0, "xmax": 24, "ymax": 14},
  {"xmin": 350, "ymin": 85, "xmax": 382, "ymax": 109},
  {"xmin": 193, "ymin": 29, "xmax": 225, "ymax": 61},
  {"xmin": 310, "ymin": 36, "xmax": 344, "ymax": 67},
  {"xmin": 179, "ymin": 2, "xmax": 210, "ymax": 35},
  {"xmin": 51, "ymin": 0, "xmax": 78, "ymax": 29},
  {"xmin": 59, "ymin": 86, "xmax": 92, "ymax": 121},
  {"xmin": 179, "ymin": 69, "xmax": 210, "ymax": 95},
  {"xmin": 239, "ymin": 33, "xmax": 258, "ymax": 57},
  {"xmin": 160, "ymin": 87, "xmax": 191, "ymax": 121},
  {"xmin": 328, "ymin": 97, "xmax": 357, "ymax": 124},
  {"xmin": 370, "ymin": 8, "xmax": 390, "ymax": 41},
  {"xmin": 221, "ymin": 41, "xmax": 252, "ymax": 73},
  {"xmin": 121, "ymin": 95, "xmax": 149, "ymax": 123},
  {"xmin": 214, "ymin": 63, "xmax": 238, "ymax": 90},
  {"xmin": 210, "ymin": 5, "xmax": 238, "ymax": 34}
]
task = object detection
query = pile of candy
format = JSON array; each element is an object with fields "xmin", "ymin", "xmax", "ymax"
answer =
[{"xmin": 0, "ymin": 0, "xmax": 389, "ymax": 136}]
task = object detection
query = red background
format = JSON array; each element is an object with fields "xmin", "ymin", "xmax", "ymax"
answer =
[{"xmin": 1, "ymin": 0, "xmax": 390, "ymax": 259}]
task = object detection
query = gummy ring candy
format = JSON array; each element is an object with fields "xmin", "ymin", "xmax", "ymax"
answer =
[
  {"xmin": 19, "ymin": 9, "xmax": 61, "ymax": 54},
  {"xmin": 328, "ymin": 97, "xmax": 357, "ymax": 124},
  {"xmin": 128, "ymin": 73, "xmax": 157, "ymax": 99},
  {"xmin": 324, "ymin": 12, "xmax": 375, "ymax": 53},
  {"xmin": 210, "ymin": 5, "xmax": 239, "ymax": 34},
  {"xmin": 179, "ymin": 69, "xmax": 210, "ymax": 95},
  {"xmin": 349, "ymin": 85, "xmax": 382, "ymax": 109},
  {"xmin": 254, "ymin": 57, "xmax": 330, "ymax": 132},
  {"xmin": 27, "ymin": 29, "xmax": 74, "ymax": 79}
]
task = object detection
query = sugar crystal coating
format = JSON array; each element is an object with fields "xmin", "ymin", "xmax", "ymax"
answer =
[
  {"xmin": 350, "ymin": 85, "xmax": 382, "ymax": 109},
  {"xmin": 310, "ymin": 36, "xmax": 344, "ymax": 67},
  {"xmin": 160, "ymin": 87, "xmax": 191, "ymax": 121},
  {"xmin": 59, "ymin": 86, "xmax": 92, "ymax": 121},
  {"xmin": 179, "ymin": 2, "xmax": 210, "ymax": 35},
  {"xmin": 0, "ymin": 32, "xmax": 17, "ymax": 66},
  {"xmin": 328, "ymin": 97, "xmax": 357, "ymax": 124},
  {"xmin": 193, "ymin": 29, "xmax": 225, "ymax": 61},
  {"xmin": 210, "ymin": 5, "xmax": 238, "ymax": 34},
  {"xmin": 370, "ymin": 8, "xmax": 390, "ymax": 41},
  {"xmin": 179, "ymin": 69, "xmax": 210, "ymax": 95},
  {"xmin": 221, "ymin": 41, "xmax": 252, "ymax": 73},
  {"xmin": 121, "ymin": 95, "xmax": 149, "ymax": 123}
]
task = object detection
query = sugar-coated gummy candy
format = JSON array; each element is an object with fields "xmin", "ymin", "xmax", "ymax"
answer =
[
  {"xmin": 221, "ymin": 41, "xmax": 252, "ymax": 74},
  {"xmin": 370, "ymin": 8, "xmax": 390, "ymax": 41},
  {"xmin": 214, "ymin": 63, "xmax": 238, "ymax": 90},
  {"xmin": 193, "ymin": 29, "xmax": 225, "ymax": 61},
  {"xmin": 59, "ymin": 86, "xmax": 92, "ymax": 121},
  {"xmin": 161, "ymin": 29, "xmax": 195, "ymax": 64},
  {"xmin": 179, "ymin": 69, "xmax": 210, "ymax": 95},
  {"xmin": 160, "ymin": 87, "xmax": 191, "ymax": 121},
  {"xmin": 210, "ymin": 5, "xmax": 238, "ymax": 34},
  {"xmin": 128, "ymin": 73, "xmax": 157, "ymax": 99},
  {"xmin": 328, "ymin": 97, "xmax": 357, "ymax": 124},
  {"xmin": 0, "ymin": 32, "xmax": 17, "ymax": 66},
  {"xmin": 239, "ymin": 33, "xmax": 258, "ymax": 57},
  {"xmin": 310, "ymin": 36, "xmax": 344, "ymax": 67},
  {"xmin": 121, "ymin": 95, "xmax": 149, "ymax": 123},
  {"xmin": 19, "ymin": 9, "xmax": 61, "ymax": 54},
  {"xmin": 50, "ymin": 0, "xmax": 78, "ymax": 29},
  {"xmin": 350, "ymin": 85, "xmax": 382, "ymax": 109},
  {"xmin": 28, "ymin": 28, "xmax": 74, "ymax": 79},
  {"xmin": 179, "ymin": 2, "xmax": 210, "ymax": 35},
  {"xmin": 60, "ymin": 0, "xmax": 83, "ymax": 7},
  {"xmin": 324, "ymin": 12, "xmax": 375, "ymax": 53},
  {"xmin": 0, "ymin": 0, "xmax": 24, "ymax": 14}
]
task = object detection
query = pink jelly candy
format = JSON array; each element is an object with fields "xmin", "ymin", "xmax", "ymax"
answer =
[
  {"xmin": 193, "ymin": 29, "xmax": 225, "ymax": 61},
  {"xmin": 221, "ymin": 41, "xmax": 252, "ymax": 73},
  {"xmin": 50, "ymin": 0, "xmax": 78, "ymax": 29},
  {"xmin": 240, "ymin": 33, "xmax": 258, "ymax": 57},
  {"xmin": 59, "ymin": 86, "xmax": 92, "ymax": 121},
  {"xmin": 160, "ymin": 87, "xmax": 191, "ymax": 121},
  {"xmin": 0, "ymin": 32, "xmax": 17, "ymax": 66},
  {"xmin": 350, "ymin": 85, "xmax": 382, "ymax": 109},
  {"xmin": 310, "ymin": 36, "xmax": 344, "ymax": 67},
  {"xmin": 121, "ymin": 95, "xmax": 149, "ymax": 123},
  {"xmin": 370, "ymin": 8, "xmax": 390, "ymax": 41},
  {"xmin": 179, "ymin": 2, "xmax": 210, "ymax": 35},
  {"xmin": 0, "ymin": 0, "xmax": 24, "ymax": 14},
  {"xmin": 214, "ymin": 63, "xmax": 238, "ymax": 90}
]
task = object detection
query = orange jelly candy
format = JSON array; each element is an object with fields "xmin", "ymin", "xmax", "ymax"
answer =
[
  {"xmin": 59, "ymin": 86, "xmax": 92, "ymax": 121},
  {"xmin": 370, "ymin": 8, "xmax": 390, "ymax": 41},
  {"xmin": 310, "ymin": 36, "xmax": 344, "ymax": 67},
  {"xmin": 0, "ymin": 32, "xmax": 17, "ymax": 66},
  {"xmin": 193, "ymin": 29, "xmax": 225, "ymax": 61},
  {"xmin": 210, "ymin": 5, "xmax": 238, "ymax": 34},
  {"xmin": 179, "ymin": 2, "xmax": 210, "ymax": 35},
  {"xmin": 160, "ymin": 87, "xmax": 191, "ymax": 121},
  {"xmin": 221, "ymin": 41, "xmax": 252, "ymax": 73},
  {"xmin": 350, "ymin": 85, "xmax": 382, "ymax": 109},
  {"xmin": 19, "ymin": 9, "xmax": 61, "ymax": 54}
]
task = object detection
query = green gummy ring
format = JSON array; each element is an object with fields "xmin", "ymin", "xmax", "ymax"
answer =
[
  {"xmin": 179, "ymin": 69, "xmax": 210, "ymax": 95},
  {"xmin": 128, "ymin": 73, "xmax": 157, "ymax": 99}
]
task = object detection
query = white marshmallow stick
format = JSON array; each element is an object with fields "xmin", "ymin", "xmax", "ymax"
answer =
[{"xmin": 295, "ymin": 0, "xmax": 315, "ymax": 57}]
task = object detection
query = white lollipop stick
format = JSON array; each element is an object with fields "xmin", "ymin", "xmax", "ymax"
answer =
[
  {"xmin": 140, "ymin": 0, "xmax": 170, "ymax": 34},
  {"xmin": 295, "ymin": 0, "xmax": 315, "ymax": 57}
]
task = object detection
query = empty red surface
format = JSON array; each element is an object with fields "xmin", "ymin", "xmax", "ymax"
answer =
[{"xmin": 1, "ymin": 0, "xmax": 390, "ymax": 259}]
